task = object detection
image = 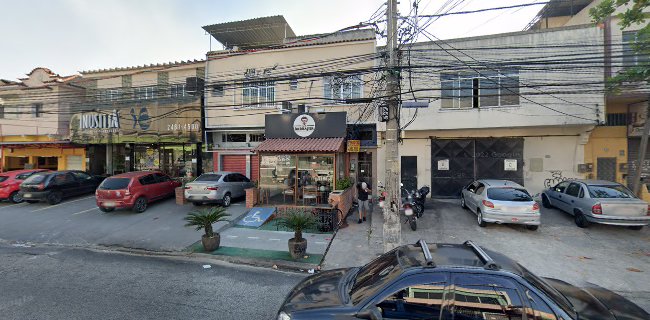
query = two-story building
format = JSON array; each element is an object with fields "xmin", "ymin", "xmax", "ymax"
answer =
[
  {"xmin": 203, "ymin": 16, "xmax": 379, "ymax": 203},
  {"xmin": 72, "ymin": 60, "xmax": 205, "ymax": 177},
  {"xmin": 379, "ymin": 24, "xmax": 605, "ymax": 196},
  {"xmin": 0, "ymin": 68, "xmax": 86, "ymax": 172}
]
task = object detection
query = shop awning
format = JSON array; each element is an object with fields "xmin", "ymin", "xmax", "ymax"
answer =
[{"xmin": 254, "ymin": 138, "xmax": 344, "ymax": 153}]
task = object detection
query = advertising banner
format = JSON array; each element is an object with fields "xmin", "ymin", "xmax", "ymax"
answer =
[{"xmin": 264, "ymin": 112, "xmax": 347, "ymax": 139}]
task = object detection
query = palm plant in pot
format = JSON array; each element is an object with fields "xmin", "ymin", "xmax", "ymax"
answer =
[
  {"xmin": 184, "ymin": 206, "xmax": 230, "ymax": 252},
  {"xmin": 276, "ymin": 208, "xmax": 318, "ymax": 259}
]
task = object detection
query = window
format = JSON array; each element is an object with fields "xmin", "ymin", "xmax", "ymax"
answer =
[
  {"xmin": 16, "ymin": 172, "xmax": 37, "ymax": 180},
  {"xmin": 524, "ymin": 289, "xmax": 558, "ymax": 320},
  {"xmin": 487, "ymin": 188, "xmax": 532, "ymax": 201},
  {"xmin": 323, "ymin": 75, "xmax": 362, "ymax": 102},
  {"xmin": 71, "ymin": 171, "xmax": 91, "ymax": 181},
  {"xmin": 606, "ymin": 113, "xmax": 627, "ymax": 126},
  {"xmin": 223, "ymin": 174, "xmax": 235, "ymax": 182},
  {"xmin": 99, "ymin": 178, "xmax": 131, "ymax": 190},
  {"xmin": 211, "ymin": 85, "xmax": 224, "ymax": 97},
  {"xmin": 238, "ymin": 174, "xmax": 251, "ymax": 183},
  {"xmin": 587, "ymin": 184, "xmax": 636, "ymax": 199},
  {"xmin": 3, "ymin": 106, "xmax": 30, "ymax": 119},
  {"xmin": 553, "ymin": 181, "xmax": 570, "ymax": 193},
  {"xmin": 153, "ymin": 172, "xmax": 171, "ymax": 183},
  {"xmin": 376, "ymin": 282, "xmax": 446, "ymax": 319},
  {"xmin": 54, "ymin": 173, "xmax": 75, "ymax": 185},
  {"xmin": 622, "ymin": 31, "xmax": 649, "ymax": 68},
  {"xmin": 565, "ymin": 183, "xmax": 581, "ymax": 197},
  {"xmin": 475, "ymin": 184, "xmax": 485, "ymax": 195},
  {"xmin": 169, "ymin": 83, "xmax": 187, "ymax": 98},
  {"xmin": 289, "ymin": 79, "xmax": 298, "ymax": 90},
  {"xmin": 241, "ymin": 81, "xmax": 275, "ymax": 109},
  {"xmin": 139, "ymin": 174, "xmax": 157, "ymax": 185},
  {"xmin": 222, "ymin": 133, "xmax": 247, "ymax": 143},
  {"xmin": 97, "ymin": 89, "xmax": 122, "ymax": 102},
  {"xmin": 441, "ymin": 70, "xmax": 520, "ymax": 109},
  {"xmin": 249, "ymin": 134, "xmax": 265, "ymax": 142},
  {"xmin": 351, "ymin": 249, "xmax": 402, "ymax": 304},
  {"xmin": 32, "ymin": 103, "xmax": 42, "ymax": 117},
  {"xmin": 0, "ymin": 106, "xmax": 4, "ymax": 118},
  {"xmin": 448, "ymin": 274, "xmax": 526, "ymax": 320},
  {"xmin": 195, "ymin": 174, "xmax": 222, "ymax": 182},
  {"xmin": 134, "ymin": 86, "xmax": 157, "ymax": 100}
]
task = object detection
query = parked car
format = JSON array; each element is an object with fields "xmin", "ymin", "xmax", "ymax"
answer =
[
  {"xmin": 542, "ymin": 180, "xmax": 650, "ymax": 230},
  {"xmin": 277, "ymin": 239, "xmax": 650, "ymax": 320},
  {"xmin": 461, "ymin": 179, "xmax": 540, "ymax": 230},
  {"xmin": 95, "ymin": 171, "xmax": 181, "ymax": 213},
  {"xmin": 0, "ymin": 169, "xmax": 49, "ymax": 203},
  {"xmin": 184, "ymin": 171, "xmax": 254, "ymax": 207},
  {"xmin": 20, "ymin": 170, "xmax": 104, "ymax": 205}
]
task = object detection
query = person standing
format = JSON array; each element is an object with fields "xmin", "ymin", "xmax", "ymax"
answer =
[{"xmin": 357, "ymin": 181, "xmax": 370, "ymax": 223}]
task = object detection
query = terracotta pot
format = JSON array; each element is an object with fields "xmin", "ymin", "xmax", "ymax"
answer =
[
  {"xmin": 201, "ymin": 234, "xmax": 220, "ymax": 252},
  {"xmin": 288, "ymin": 237, "xmax": 307, "ymax": 259},
  {"xmin": 175, "ymin": 187, "xmax": 187, "ymax": 205}
]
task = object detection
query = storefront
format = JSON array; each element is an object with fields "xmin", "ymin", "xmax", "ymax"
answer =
[
  {"xmin": 0, "ymin": 141, "xmax": 86, "ymax": 172},
  {"xmin": 254, "ymin": 112, "xmax": 349, "ymax": 206},
  {"xmin": 70, "ymin": 100, "xmax": 201, "ymax": 177}
]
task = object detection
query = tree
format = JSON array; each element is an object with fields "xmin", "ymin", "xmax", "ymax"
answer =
[{"xmin": 590, "ymin": 0, "xmax": 649, "ymax": 87}]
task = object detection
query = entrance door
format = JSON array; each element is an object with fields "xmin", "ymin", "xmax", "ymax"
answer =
[
  {"xmin": 401, "ymin": 156, "xmax": 417, "ymax": 195},
  {"xmin": 597, "ymin": 157, "xmax": 617, "ymax": 182},
  {"xmin": 88, "ymin": 145, "xmax": 106, "ymax": 175},
  {"xmin": 358, "ymin": 152, "xmax": 373, "ymax": 185}
]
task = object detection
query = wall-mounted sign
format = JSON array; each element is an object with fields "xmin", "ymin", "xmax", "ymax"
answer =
[
  {"xmin": 79, "ymin": 109, "xmax": 120, "ymax": 130},
  {"xmin": 265, "ymin": 112, "xmax": 346, "ymax": 139},
  {"xmin": 347, "ymin": 140, "xmax": 361, "ymax": 153},
  {"xmin": 438, "ymin": 159, "xmax": 449, "ymax": 171},
  {"xmin": 504, "ymin": 159, "xmax": 517, "ymax": 171},
  {"xmin": 293, "ymin": 114, "xmax": 316, "ymax": 137},
  {"xmin": 628, "ymin": 101, "xmax": 648, "ymax": 137}
]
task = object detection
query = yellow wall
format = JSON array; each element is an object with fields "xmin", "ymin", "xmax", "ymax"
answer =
[
  {"xmin": 584, "ymin": 126, "xmax": 627, "ymax": 183},
  {"xmin": 2, "ymin": 146, "xmax": 86, "ymax": 171}
]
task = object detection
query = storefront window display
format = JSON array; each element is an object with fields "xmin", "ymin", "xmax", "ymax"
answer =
[{"xmin": 259, "ymin": 154, "xmax": 335, "ymax": 205}]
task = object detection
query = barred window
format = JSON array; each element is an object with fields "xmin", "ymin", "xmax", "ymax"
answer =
[
  {"xmin": 170, "ymin": 83, "xmax": 187, "ymax": 98},
  {"xmin": 241, "ymin": 81, "xmax": 275, "ymax": 109},
  {"xmin": 323, "ymin": 75, "xmax": 362, "ymax": 102},
  {"xmin": 440, "ymin": 70, "xmax": 519, "ymax": 109},
  {"xmin": 134, "ymin": 86, "xmax": 157, "ymax": 100}
]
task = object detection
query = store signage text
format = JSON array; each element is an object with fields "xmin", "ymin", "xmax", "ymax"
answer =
[
  {"xmin": 80, "ymin": 110, "xmax": 120, "ymax": 130},
  {"xmin": 293, "ymin": 114, "xmax": 316, "ymax": 137}
]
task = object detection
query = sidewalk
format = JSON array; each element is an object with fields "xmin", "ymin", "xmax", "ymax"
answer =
[{"xmin": 321, "ymin": 203, "xmax": 384, "ymax": 270}]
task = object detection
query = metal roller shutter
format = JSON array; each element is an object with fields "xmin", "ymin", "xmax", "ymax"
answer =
[{"xmin": 221, "ymin": 155, "xmax": 247, "ymax": 175}]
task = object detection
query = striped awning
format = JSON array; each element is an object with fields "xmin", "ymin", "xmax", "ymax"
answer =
[{"xmin": 254, "ymin": 138, "xmax": 344, "ymax": 153}]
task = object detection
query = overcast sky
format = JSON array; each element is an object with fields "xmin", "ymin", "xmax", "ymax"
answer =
[{"xmin": 0, "ymin": 0, "xmax": 544, "ymax": 80}]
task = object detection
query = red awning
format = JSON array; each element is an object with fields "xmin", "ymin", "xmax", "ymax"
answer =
[{"xmin": 254, "ymin": 138, "xmax": 344, "ymax": 153}]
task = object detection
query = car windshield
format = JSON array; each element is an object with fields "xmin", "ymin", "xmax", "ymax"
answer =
[
  {"xmin": 195, "ymin": 174, "xmax": 222, "ymax": 182},
  {"xmin": 487, "ymin": 187, "xmax": 532, "ymax": 201},
  {"xmin": 350, "ymin": 249, "xmax": 401, "ymax": 305},
  {"xmin": 0, "ymin": 176, "xmax": 8, "ymax": 183},
  {"xmin": 587, "ymin": 185, "xmax": 636, "ymax": 199},
  {"xmin": 23, "ymin": 173, "xmax": 47, "ymax": 184},
  {"xmin": 99, "ymin": 178, "xmax": 131, "ymax": 190},
  {"xmin": 521, "ymin": 268, "xmax": 576, "ymax": 319}
]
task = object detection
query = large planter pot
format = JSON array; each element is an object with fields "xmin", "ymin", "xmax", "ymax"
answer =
[
  {"xmin": 175, "ymin": 187, "xmax": 187, "ymax": 205},
  {"xmin": 201, "ymin": 234, "xmax": 221, "ymax": 252},
  {"xmin": 288, "ymin": 237, "xmax": 307, "ymax": 259}
]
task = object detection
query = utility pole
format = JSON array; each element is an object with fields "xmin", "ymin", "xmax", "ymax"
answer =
[
  {"xmin": 383, "ymin": 0, "xmax": 401, "ymax": 252},
  {"xmin": 631, "ymin": 99, "xmax": 650, "ymax": 197}
]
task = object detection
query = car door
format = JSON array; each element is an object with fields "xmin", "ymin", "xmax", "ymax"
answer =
[
  {"xmin": 138, "ymin": 174, "xmax": 157, "ymax": 199},
  {"xmin": 222, "ymin": 174, "xmax": 236, "ymax": 197},
  {"xmin": 548, "ymin": 181, "xmax": 570, "ymax": 212},
  {"xmin": 562, "ymin": 182, "xmax": 582, "ymax": 215},
  {"xmin": 57, "ymin": 173, "xmax": 81, "ymax": 197},
  {"xmin": 71, "ymin": 171, "xmax": 94, "ymax": 194},
  {"xmin": 362, "ymin": 272, "xmax": 448, "ymax": 320},
  {"xmin": 237, "ymin": 173, "xmax": 253, "ymax": 197},
  {"xmin": 471, "ymin": 183, "xmax": 486, "ymax": 212},
  {"xmin": 153, "ymin": 172, "xmax": 174, "ymax": 198},
  {"xmin": 462, "ymin": 182, "xmax": 478, "ymax": 208},
  {"xmin": 446, "ymin": 272, "xmax": 527, "ymax": 320}
]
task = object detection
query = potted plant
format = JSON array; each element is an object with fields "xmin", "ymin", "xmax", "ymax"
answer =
[
  {"xmin": 276, "ymin": 208, "xmax": 318, "ymax": 259},
  {"xmin": 183, "ymin": 206, "xmax": 230, "ymax": 252}
]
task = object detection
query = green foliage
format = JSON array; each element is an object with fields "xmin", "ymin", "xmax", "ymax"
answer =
[
  {"xmin": 184, "ymin": 206, "xmax": 230, "ymax": 237},
  {"xmin": 336, "ymin": 177, "xmax": 353, "ymax": 190},
  {"xmin": 590, "ymin": 0, "xmax": 650, "ymax": 88},
  {"xmin": 275, "ymin": 208, "xmax": 318, "ymax": 241}
]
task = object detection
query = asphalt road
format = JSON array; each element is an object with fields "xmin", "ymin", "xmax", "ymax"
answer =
[{"xmin": 0, "ymin": 244, "xmax": 305, "ymax": 320}]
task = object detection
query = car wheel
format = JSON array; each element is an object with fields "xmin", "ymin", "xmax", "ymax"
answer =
[
  {"xmin": 460, "ymin": 196, "xmax": 467, "ymax": 209},
  {"xmin": 628, "ymin": 225, "xmax": 644, "ymax": 231},
  {"xmin": 9, "ymin": 191, "xmax": 23, "ymax": 204},
  {"xmin": 192, "ymin": 202, "xmax": 202, "ymax": 207},
  {"xmin": 132, "ymin": 197, "xmax": 148, "ymax": 213},
  {"xmin": 47, "ymin": 191, "xmax": 63, "ymax": 205},
  {"xmin": 526, "ymin": 225, "xmax": 539, "ymax": 231},
  {"xmin": 574, "ymin": 212, "xmax": 589, "ymax": 228},
  {"xmin": 99, "ymin": 206, "xmax": 114, "ymax": 213},
  {"xmin": 477, "ymin": 210, "xmax": 486, "ymax": 227},
  {"xmin": 541, "ymin": 194, "xmax": 552, "ymax": 209},
  {"xmin": 222, "ymin": 193, "xmax": 231, "ymax": 207}
]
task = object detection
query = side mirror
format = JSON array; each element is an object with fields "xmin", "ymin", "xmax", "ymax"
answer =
[
  {"xmin": 400, "ymin": 183, "xmax": 403, "ymax": 187},
  {"xmin": 356, "ymin": 307, "xmax": 382, "ymax": 320}
]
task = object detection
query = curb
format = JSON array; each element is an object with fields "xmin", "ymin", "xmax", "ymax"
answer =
[{"xmin": 215, "ymin": 207, "xmax": 252, "ymax": 233}]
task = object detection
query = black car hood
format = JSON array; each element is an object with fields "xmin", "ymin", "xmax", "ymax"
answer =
[
  {"xmin": 281, "ymin": 268, "xmax": 351, "ymax": 313},
  {"xmin": 543, "ymin": 277, "xmax": 650, "ymax": 320}
]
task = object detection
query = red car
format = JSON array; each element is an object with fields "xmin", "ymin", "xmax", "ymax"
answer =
[
  {"xmin": 95, "ymin": 171, "xmax": 181, "ymax": 213},
  {"xmin": 0, "ymin": 169, "xmax": 49, "ymax": 203}
]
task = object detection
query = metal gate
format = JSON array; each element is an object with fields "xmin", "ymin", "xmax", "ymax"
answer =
[
  {"xmin": 627, "ymin": 138, "xmax": 650, "ymax": 187},
  {"xmin": 430, "ymin": 138, "xmax": 524, "ymax": 198},
  {"xmin": 597, "ymin": 157, "xmax": 617, "ymax": 182}
]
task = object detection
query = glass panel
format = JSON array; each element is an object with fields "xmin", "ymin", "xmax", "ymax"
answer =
[
  {"xmin": 99, "ymin": 178, "xmax": 131, "ymax": 190},
  {"xmin": 487, "ymin": 188, "xmax": 532, "ymax": 201},
  {"xmin": 440, "ymin": 80, "xmax": 454, "ymax": 109},
  {"xmin": 298, "ymin": 155, "xmax": 334, "ymax": 205},
  {"xmin": 587, "ymin": 185, "xmax": 636, "ymax": 198},
  {"xmin": 480, "ymin": 77, "xmax": 499, "ymax": 107},
  {"xmin": 500, "ymin": 74, "xmax": 520, "ymax": 106},
  {"xmin": 459, "ymin": 78, "xmax": 473, "ymax": 109},
  {"xmin": 259, "ymin": 155, "xmax": 297, "ymax": 205}
]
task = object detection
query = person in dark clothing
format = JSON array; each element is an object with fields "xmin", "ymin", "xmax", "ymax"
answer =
[{"xmin": 357, "ymin": 181, "xmax": 370, "ymax": 223}]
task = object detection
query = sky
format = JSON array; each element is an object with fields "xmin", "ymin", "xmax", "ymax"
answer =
[{"xmin": 0, "ymin": 0, "xmax": 544, "ymax": 80}]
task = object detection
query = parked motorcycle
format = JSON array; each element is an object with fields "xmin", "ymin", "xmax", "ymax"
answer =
[
  {"xmin": 412, "ymin": 185, "xmax": 430, "ymax": 217},
  {"xmin": 402, "ymin": 185, "xmax": 418, "ymax": 231}
]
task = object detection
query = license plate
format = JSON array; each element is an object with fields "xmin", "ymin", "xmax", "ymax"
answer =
[
  {"xmin": 511, "ymin": 218, "xmax": 519, "ymax": 222},
  {"xmin": 104, "ymin": 201, "xmax": 116, "ymax": 207},
  {"xmin": 23, "ymin": 193, "xmax": 32, "ymax": 198}
]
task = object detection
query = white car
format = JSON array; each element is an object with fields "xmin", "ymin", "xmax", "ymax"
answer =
[
  {"xmin": 184, "ymin": 172, "xmax": 254, "ymax": 207},
  {"xmin": 461, "ymin": 179, "xmax": 540, "ymax": 230}
]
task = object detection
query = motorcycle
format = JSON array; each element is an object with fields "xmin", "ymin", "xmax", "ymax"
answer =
[
  {"xmin": 412, "ymin": 185, "xmax": 430, "ymax": 217},
  {"xmin": 401, "ymin": 184, "xmax": 418, "ymax": 231}
]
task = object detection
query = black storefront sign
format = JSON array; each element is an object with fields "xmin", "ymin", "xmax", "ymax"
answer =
[{"xmin": 265, "ymin": 112, "xmax": 347, "ymax": 139}]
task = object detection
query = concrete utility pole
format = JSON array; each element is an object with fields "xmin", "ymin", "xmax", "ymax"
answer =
[
  {"xmin": 631, "ymin": 99, "xmax": 650, "ymax": 197},
  {"xmin": 383, "ymin": 0, "xmax": 401, "ymax": 252}
]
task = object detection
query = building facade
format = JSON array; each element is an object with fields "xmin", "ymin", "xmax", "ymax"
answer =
[
  {"xmin": 72, "ymin": 61, "xmax": 205, "ymax": 177},
  {"xmin": 203, "ymin": 16, "xmax": 378, "ymax": 191},
  {"xmin": 0, "ymin": 68, "xmax": 86, "ymax": 172},
  {"xmin": 377, "ymin": 25, "xmax": 605, "ymax": 196}
]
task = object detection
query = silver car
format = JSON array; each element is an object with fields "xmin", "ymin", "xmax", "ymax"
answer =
[
  {"xmin": 184, "ymin": 171, "xmax": 254, "ymax": 207},
  {"xmin": 542, "ymin": 180, "xmax": 650, "ymax": 230},
  {"xmin": 461, "ymin": 179, "xmax": 540, "ymax": 230}
]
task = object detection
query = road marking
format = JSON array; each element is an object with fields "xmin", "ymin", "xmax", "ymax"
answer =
[
  {"xmin": 72, "ymin": 207, "xmax": 99, "ymax": 215},
  {"xmin": 247, "ymin": 236, "xmax": 260, "ymax": 239},
  {"xmin": 30, "ymin": 196, "xmax": 95, "ymax": 212},
  {"xmin": 0, "ymin": 203, "xmax": 28, "ymax": 210},
  {"xmin": 268, "ymin": 238, "xmax": 281, "ymax": 241},
  {"xmin": 226, "ymin": 235, "xmax": 238, "ymax": 238},
  {"xmin": 315, "ymin": 241, "xmax": 327, "ymax": 245}
]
